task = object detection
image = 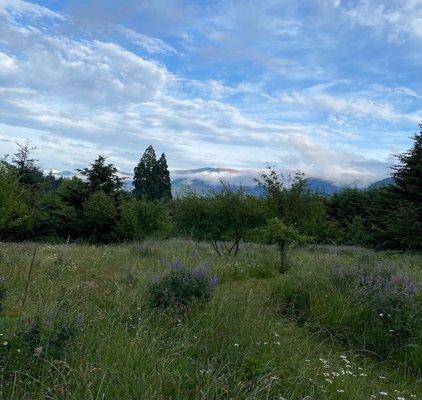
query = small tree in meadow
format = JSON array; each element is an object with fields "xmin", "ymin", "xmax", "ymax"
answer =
[
  {"xmin": 174, "ymin": 183, "xmax": 268, "ymax": 256},
  {"xmin": 256, "ymin": 167, "xmax": 329, "ymax": 240},
  {"xmin": 259, "ymin": 218, "xmax": 306, "ymax": 272}
]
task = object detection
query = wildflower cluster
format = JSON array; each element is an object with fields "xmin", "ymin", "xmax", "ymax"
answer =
[
  {"xmin": 274, "ymin": 260, "xmax": 421, "ymax": 372},
  {"xmin": 309, "ymin": 354, "xmax": 418, "ymax": 399},
  {"xmin": 148, "ymin": 260, "xmax": 219, "ymax": 308},
  {"xmin": 331, "ymin": 262, "xmax": 421, "ymax": 365}
]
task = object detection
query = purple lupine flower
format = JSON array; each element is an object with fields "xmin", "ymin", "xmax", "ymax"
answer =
[
  {"xmin": 75, "ymin": 314, "xmax": 84, "ymax": 325},
  {"xmin": 209, "ymin": 276, "xmax": 220, "ymax": 289},
  {"xmin": 169, "ymin": 260, "xmax": 183, "ymax": 270},
  {"xmin": 193, "ymin": 266, "xmax": 208, "ymax": 278},
  {"xmin": 391, "ymin": 274, "xmax": 420, "ymax": 299}
]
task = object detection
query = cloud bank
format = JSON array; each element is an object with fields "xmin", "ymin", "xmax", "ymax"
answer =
[{"xmin": 0, "ymin": 0, "xmax": 420, "ymax": 185}]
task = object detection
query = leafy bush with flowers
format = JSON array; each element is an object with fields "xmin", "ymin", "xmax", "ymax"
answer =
[
  {"xmin": 148, "ymin": 261, "xmax": 219, "ymax": 309},
  {"xmin": 272, "ymin": 260, "xmax": 422, "ymax": 372}
]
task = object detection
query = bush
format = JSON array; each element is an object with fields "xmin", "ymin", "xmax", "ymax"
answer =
[
  {"xmin": 148, "ymin": 261, "xmax": 218, "ymax": 309},
  {"xmin": 0, "ymin": 276, "xmax": 6, "ymax": 313},
  {"xmin": 119, "ymin": 198, "xmax": 172, "ymax": 241},
  {"xmin": 83, "ymin": 191, "xmax": 117, "ymax": 242},
  {"xmin": 272, "ymin": 260, "xmax": 422, "ymax": 372}
]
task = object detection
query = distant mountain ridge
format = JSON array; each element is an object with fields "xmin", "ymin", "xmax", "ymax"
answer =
[
  {"xmin": 171, "ymin": 167, "xmax": 394, "ymax": 196},
  {"xmin": 53, "ymin": 167, "xmax": 393, "ymax": 195}
]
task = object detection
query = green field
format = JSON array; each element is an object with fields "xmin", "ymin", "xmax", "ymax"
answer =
[{"xmin": 0, "ymin": 240, "xmax": 421, "ymax": 400}]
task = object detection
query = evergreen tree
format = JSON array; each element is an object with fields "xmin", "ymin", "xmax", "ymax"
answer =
[
  {"xmin": 7, "ymin": 140, "xmax": 44, "ymax": 188},
  {"xmin": 133, "ymin": 145, "xmax": 162, "ymax": 200},
  {"xmin": 77, "ymin": 156, "xmax": 123, "ymax": 198},
  {"xmin": 156, "ymin": 153, "xmax": 172, "ymax": 199},
  {"xmin": 391, "ymin": 125, "xmax": 422, "ymax": 204}
]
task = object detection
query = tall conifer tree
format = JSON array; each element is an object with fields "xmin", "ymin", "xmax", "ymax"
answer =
[
  {"xmin": 391, "ymin": 125, "xmax": 422, "ymax": 204},
  {"xmin": 133, "ymin": 145, "xmax": 158, "ymax": 200},
  {"xmin": 157, "ymin": 153, "xmax": 172, "ymax": 199},
  {"xmin": 133, "ymin": 146, "xmax": 172, "ymax": 200}
]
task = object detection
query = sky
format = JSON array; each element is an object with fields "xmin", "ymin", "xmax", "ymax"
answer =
[{"xmin": 0, "ymin": 0, "xmax": 421, "ymax": 185}]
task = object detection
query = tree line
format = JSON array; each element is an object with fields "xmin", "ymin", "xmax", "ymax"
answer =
[{"xmin": 0, "ymin": 127, "xmax": 421, "ymax": 250}]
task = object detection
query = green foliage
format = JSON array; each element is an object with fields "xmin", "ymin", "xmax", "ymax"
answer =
[
  {"xmin": 54, "ymin": 177, "xmax": 89, "ymax": 239},
  {"xmin": 133, "ymin": 146, "xmax": 172, "ymax": 200},
  {"xmin": 174, "ymin": 184, "xmax": 268, "ymax": 254},
  {"xmin": 256, "ymin": 168, "xmax": 331, "ymax": 241},
  {"xmin": 5, "ymin": 140, "xmax": 44, "ymax": 188},
  {"xmin": 392, "ymin": 125, "xmax": 422, "ymax": 205},
  {"xmin": 156, "ymin": 153, "xmax": 172, "ymax": 199},
  {"xmin": 0, "ymin": 164, "xmax": 40, "ymax": 240},
  {"xmin": 327, "ymin": 188, "xmax": 370, "ymax": 244},
  {"xmin": 83, "ymin": 191, "xmax": 117, "ymax": 242},
  {"xmin": 78, "ymin": 156, "xmax": 123, "ymax": 199},
  {"xmin": 257, "ymin": 218, "xmax": 306, "ymax": 272},
  {"xmin": 0, "ymin": 129, "xmax": 421, "ymax": 251},
  {"xmin": 1, "ymin": 315, "xmax": 80, "ymax": 382},
  {"xmin": 148, "ymin": 262, "xmax": 218, "ymax": 308},
  {"xmin": 119, "ymin": 198, "xmax": 172, "ymax": 240},
  {"xmin": 259, "ymin": 218, "xmax": 305, "ymax": 247}
]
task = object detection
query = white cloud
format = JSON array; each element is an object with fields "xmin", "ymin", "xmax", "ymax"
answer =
[
  {"xmin": 0, "ymin": 0, "xmax": 65, "ymax": 20},
  {"xmin": 0, "ymin": 0, "xmax": 418, "ymax": 186},
  {"xmin": 0, "ymin": 6, "xmax": 169, "ymax": 105},
  {"xmin": 344, "ymin": 0, "xmax": 422, "ymax": 41},
  {"xmin": 279, "ymin": 90, "xmax": 422, "ymax": 124},
  {"xmin": 114, "ymin": 25, "xmax": 179, "ymax": 55}
]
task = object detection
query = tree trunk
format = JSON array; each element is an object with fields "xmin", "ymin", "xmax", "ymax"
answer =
[{"xmin": 211, "ymin": 237, "xmax": 221, "ymax": 255}]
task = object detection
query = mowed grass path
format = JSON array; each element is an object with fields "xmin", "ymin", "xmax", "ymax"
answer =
[{"xmin": 0, "ymin": 240, "xmax": 420, "ymax": 399}]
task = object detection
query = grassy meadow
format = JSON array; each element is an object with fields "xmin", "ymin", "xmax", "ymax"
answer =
[{"xmin": 0, "ymin": 240, "xmax": 421, "ymax": 400}]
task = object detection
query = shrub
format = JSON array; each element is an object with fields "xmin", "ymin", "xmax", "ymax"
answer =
[
  {"xmin": 0, "ymin": 276, "xmax": 6, "ymax": 313},
  {"xmin": 83, "ymin": 190, "xmax": 117, "ymax": 242},
  {"xmin": 149, "ymin": 261, "xmax": 218, "ymax": 309},
  {"xmin": 272, "ymin": 260, "xmax": 422, "ymax": 372},
  {"xmin": 119, "ymin": 198, "xmax": 172, "ymax": 241}
]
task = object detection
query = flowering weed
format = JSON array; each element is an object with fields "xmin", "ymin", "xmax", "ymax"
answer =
[{"xmin": 148, "ymin": 261, "xmax": 219, "ymax": 309}]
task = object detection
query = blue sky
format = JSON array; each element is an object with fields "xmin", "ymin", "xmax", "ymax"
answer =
[{"xmin": 0, "ymin": 0, "xmax": 421, "ymax": 184}]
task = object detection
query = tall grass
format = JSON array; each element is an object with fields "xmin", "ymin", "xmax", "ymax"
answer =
[
  {"xmin": 0, "ymin": 240, "xmax": 420, "ymax": 399},
  {"xmin": 271, "ymin": 247, "xmax": 422, "ymax": 373}
]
